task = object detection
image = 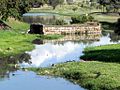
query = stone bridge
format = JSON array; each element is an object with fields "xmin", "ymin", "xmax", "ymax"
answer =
[{"xmin": 29, "ymin": 22, "xmax": 101, "ymax": 35}]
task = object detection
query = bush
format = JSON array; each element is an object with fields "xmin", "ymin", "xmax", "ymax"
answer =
[
  {"xmin": 115, "ymin": 18, "xmax": 120, "ymax": 34},
  {"xmin": 71, "ymin": 15, "xmax": 94, "ymax": 24},
  {"xmin": 88, "ymin": 15, "xmax": 94, "ymax": 22},
  {"xmin": 72, "ymin": 7, "xmax": 78, "ymax": 12},
  {"xmin": 54, "ymin": 19, "xmax": 67, "ymax": 25}
]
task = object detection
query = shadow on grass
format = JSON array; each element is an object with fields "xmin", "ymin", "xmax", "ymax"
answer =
[{"xmin": 81, "ymin": 49, "xmax": 120, "ymax": 63}]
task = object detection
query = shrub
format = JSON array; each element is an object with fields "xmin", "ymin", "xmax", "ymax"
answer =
[
  {"xmin": 71, "ymin": 15, "xmax": 94, "ymax": 24},
  {"xmin": 88, "ymin": 15, "xmax": 94, "ymax": 22},
  {"xmin": 115, "ymin": 18, "xmax": 120, "ymax": 34},
  {"xmin": 72, "ymin": 7, "xmax": 78, "ymax": 12},
  {"xmin": 53, "ymin": 19, "xmax": 67, "ymax": 25}
]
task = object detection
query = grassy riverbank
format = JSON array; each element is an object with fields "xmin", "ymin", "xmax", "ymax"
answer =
[
  {"xmin": 0, "ymin": 31, "xmax": 36, "ymax": 56},
  {"xmin": 0, "ymin": 18, "xmax": 63, "ymax": 57},
  {"xmin": 28, "ymin": 44, "xmax": 120, "ymax": 90},
  {"xmin": 28, "ymin": 61, "xmax": 120, "ymax": 90},
  {"xmin": 81, "ymin": 44, "xmax": 120, "ymax": 62}
]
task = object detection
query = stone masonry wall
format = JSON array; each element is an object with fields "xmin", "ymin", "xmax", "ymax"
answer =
[{"xmin": 43, "ymin": 23, "xmax": 101, "ymax": 35}]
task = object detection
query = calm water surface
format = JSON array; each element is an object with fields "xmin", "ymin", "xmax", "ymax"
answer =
[
  {"xmin": 21, "ymin": 33, "xmax": 120, "ymax": 67},
  {"xmin": 0, "ymin": 70, "xmax": 84, "ymax": 90},
  {"xmin": 23, "ymin": 13, "xmax": 71, "ymax": 25}
]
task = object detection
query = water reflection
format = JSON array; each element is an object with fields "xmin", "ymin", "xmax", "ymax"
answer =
[
  {"xmin": 0, "ymin": 53, "xmax": 30, "ymax": 80},
  {"xmin": 22, "ymin": 33, "xmax": 120, "ymax": 67},
  {"xmin": 23, "ymin": 13, "xmax": 71, "ymax": 25},
  {"xmin": 0, "ymin": 70, "xmax": 84, "ymax": 90},
  {"xmin": 110, "ymin": 32, "xmax": 120, "ymax": 42},
  {"xmin": 43, "ymin": 34, "xmax": 101, "ymax": 44},
  {"xmin": 0, "ymin": 54, "xmax": 84, "ymax": 90}
]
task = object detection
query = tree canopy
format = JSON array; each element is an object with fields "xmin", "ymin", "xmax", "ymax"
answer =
[
  {"xmin": 0, "ymin": 0, "xmax": 30, "ymax": 21},
  {"xmin": 49, "ymin": 0, "xmax": 64, "ymax": 9},
  {"xmin": 0, "ymin": 0, "xmax": 65, "ymax": 21},
  {"xmin": 98, "ymin": 0, "xmax": 120, "ymax": 12}
]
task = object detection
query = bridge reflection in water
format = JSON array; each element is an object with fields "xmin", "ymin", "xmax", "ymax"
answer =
[{"xmin": 36, "ymin": 34, "xmax": 101, "ymax": 45}]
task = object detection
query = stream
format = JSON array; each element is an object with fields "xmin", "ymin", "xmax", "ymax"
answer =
[
  {"xmin": 0, "ymin": 13, "xmax": 120, "ymax": 90},
  {"xmin": 0, "ymin": 31, "xmax": 120, "ymax": 90}
]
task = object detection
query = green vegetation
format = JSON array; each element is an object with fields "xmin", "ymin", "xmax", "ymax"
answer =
[
  {"xmin": 1, "ymin": 0, "xmax": 119, "ymax": 21},
  {"xmin": 0, "ymin": 31, "xmax": 36, "ymax": 57},
  {"xmin": 115, "ymin": 18, "xmax": 120, "ymax": 34},
  {"xmin": 29, "ymin": 5, "xmax": 119, "ymax": 27},
  {"xmin": 0, "ymin": 31, "xmax": 63, "ymax": 57},
  {"xmin": 49, "ymin": 0, "xmax": 64, "ymax": 9},
  {"xmin": 54, "ymin": 19, "xmax": 67, "ymax": 25},
  {"xmin": 29, "ymin": 5, "xmax": 101, "ymax": 16},
  {"xmin": 91, "ymin": 14, "xmax": 120, "ymax": 31},
  {"xmin": 71, "ymin": 15, "xmax": 94, "ymax": 24},
  {"xmin": 0, "ymin": 0, "xmax": 120, "ymax": 89},
  {"xmin": 81, "ymin": 44, "xmax": 120, "ymax": 62},
  {"xmin": 28, "ymin": 44, "xmax": 120, "ymax": 90},
  {"xmin": 28, "ymin": 61, "xmax": 120, "ymax": 90},
  {"xmin": 98, "ymin": 0, "xmax": 120, "ymax": 13},
  {"xmin": 6, "ymin": 18, "xmax": 30, "ymax": 31},
  {"xmin": 0, "ymin": 18, "xmax": 63, "ymax": 57},
  {"xmin": 0, "ymin": 0, "xmax": 30, "ymax": 21}
]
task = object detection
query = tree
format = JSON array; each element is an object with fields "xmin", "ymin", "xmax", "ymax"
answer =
[
  {"xmin": 115, "ymin": 18, "xmax": 120, "ymax": 34},
  {"xmin": 72, "ymin": 6, "xmax": 78, "ymax": 12},
  {"xmin": 98, "ymin": 0, "xmax": 120, "ymax": 13},
  {"xmin": 49, "ymin": 0, "xmax": 64, "ymax": 9},
  {"xmin": 0, "ymin": 0, "xmax": 30, "ymax": 21},
  {"xmin": 29, "ymin": 0, "xmax": 47, "ymax": 8}
]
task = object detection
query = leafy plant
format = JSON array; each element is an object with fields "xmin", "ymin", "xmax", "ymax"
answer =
[
  {"xmin": 71, "ymin": 15, "xmax": 94, "ymax": 24},
  {"xmin": 53, "ymin": 19, "xmax": 67, "ymax": 25}
]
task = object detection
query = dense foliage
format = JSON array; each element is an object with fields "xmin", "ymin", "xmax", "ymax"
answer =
[
  {"xmin": 115, "ymin": 18, "xmax": 120, "ymax": 34},
  {"xmin": 54, "ymin": 19, "xmax": 67, "ymax": 25},
  {"xmin": 0, "ymin": 0, "xmax": 65, "ymax": 21},
  {"xmin": 49, "ymin": 0, "xmax": 64, "ymax": 9},
  {"xmin": 0, "ymin": 0, "xmax": 31, "ymax": 21},
  {"xmin": 98, "ymin": 0, "xmax": 120, "ymax": 12},
  {"xmin": 71, "ymin": 15, "xmax": 94, "ymax": 24},
  {"xmin": 29, "ymin": 0, "xmax": 48, "ymax": 8}
]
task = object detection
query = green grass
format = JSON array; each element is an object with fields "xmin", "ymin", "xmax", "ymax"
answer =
[
  {"xmin": 0, "ymin": 18, "xmax": 63, "ymax": 57},
  {"xmin": 27, "ymin": 44, "xmax": 120, "ymax": 90},
  {"xmin": 5, "ymin": 18, "xmax": 30, "ymax": 32},
  {"xmin": 29, "ymin": 5, "xmax": 101, "ymax": 16},
  {"xmin": 81, "ymin": 44, "xmax": 120, "ymax": 62},
  {"xmin": 0, "ymin": 31, "xmax": 36, "ymax": 57},
  {"xmin": 0, "ymin": 31, "xmax": 63, "ymax": 57},
  {"xmin": 29, "ymin": 5, "xmax": 120, "ymax": 22},
  {"xmin": 92, "ymin": 14, "xmax": 120, "ymax": 23},
  {"xmin": 0, "ymin": 18, "xmax": 34, "ymax": 57},
  {"xmin": 28, "ymin": 61, "xmax": 120, "ymax": 90}
]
